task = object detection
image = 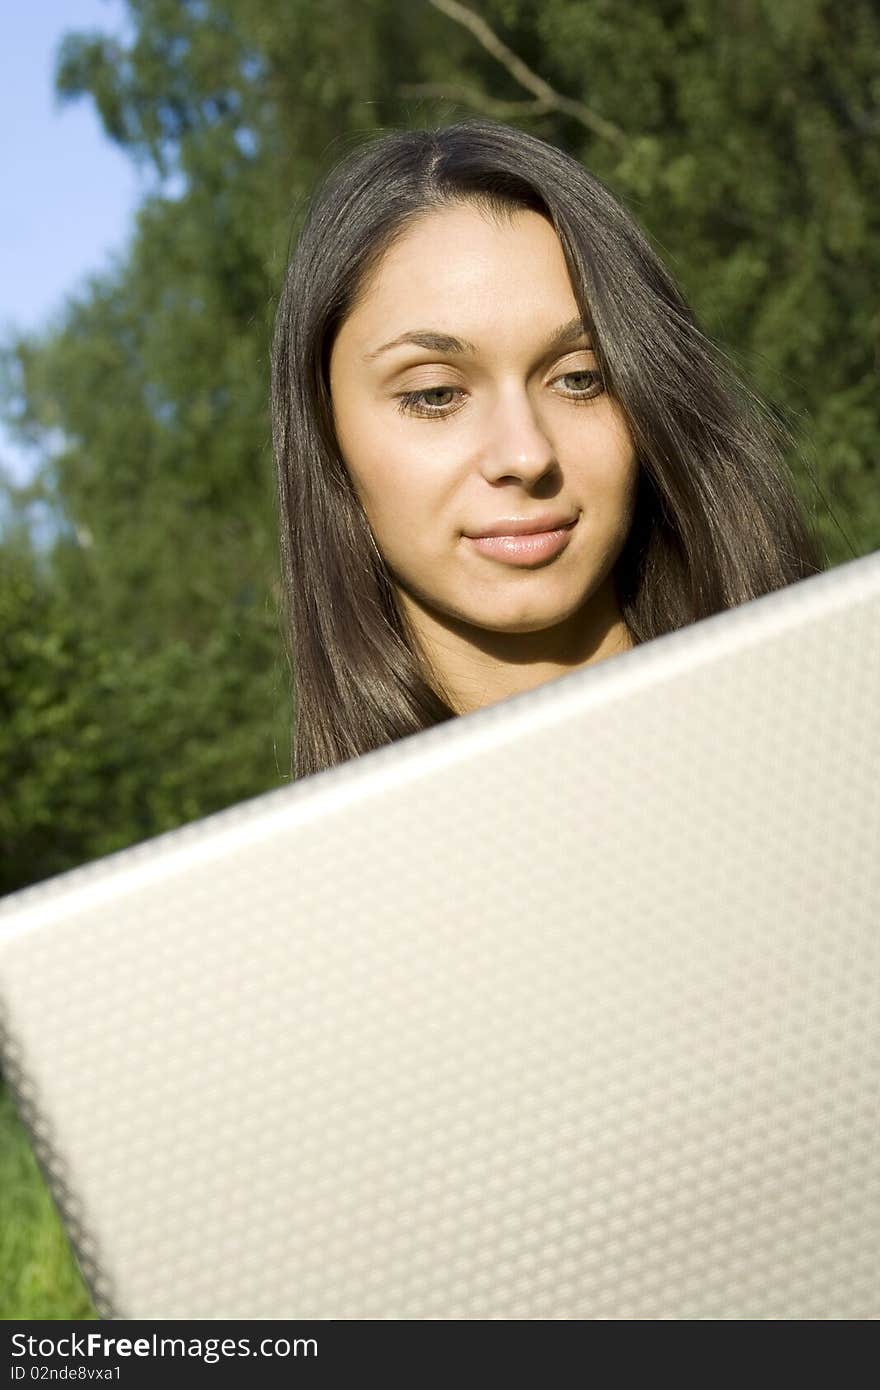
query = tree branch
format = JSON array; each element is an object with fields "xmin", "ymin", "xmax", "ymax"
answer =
[{"xmin": 423, "ymin": 0, "xmax": 626, "ymax": 147}]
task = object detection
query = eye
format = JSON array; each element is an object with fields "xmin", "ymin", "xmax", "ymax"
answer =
[
  {"xmin": 553, "ymin": 369, "xmax": 604, "ymax": 401},
  {"xmin": 396, "ymin": 387, "xmax": 464, "ymax": 419},
  {"xmin": 395, "ymin": 368, "xmax": 605, "ymax": 420}
]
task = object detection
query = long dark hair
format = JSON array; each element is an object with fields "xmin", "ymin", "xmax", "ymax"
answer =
[{"xmin": 270, "ymin": 118, "xmax": 824, "ymax": 781}]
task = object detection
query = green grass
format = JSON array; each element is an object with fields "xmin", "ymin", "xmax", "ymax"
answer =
[{"xmin": 0, "ymin": 1077, "xmax": 97, "ymax": 1319}]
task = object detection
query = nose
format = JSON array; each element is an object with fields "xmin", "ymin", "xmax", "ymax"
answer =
[{"xmin": 481, "ymin": 385, "xmax": 557, "ymax": 483}]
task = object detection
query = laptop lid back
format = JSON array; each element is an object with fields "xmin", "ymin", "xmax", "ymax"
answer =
[{"xmin": 1, "ymin": 551, "xmax": 878, "ymax": 1319}]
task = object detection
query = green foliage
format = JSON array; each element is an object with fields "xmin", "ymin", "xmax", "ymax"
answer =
[
  {"xmin": 0, "ymin": 1079, "xmax": 96, "ymax": 1319},
  {"xmin": 0, "ymin": 530, "xmax": 289, "ymax": 897},
  {"xmin": 1, "ymin": 0, "xmax": 877, "ymax": 891}
]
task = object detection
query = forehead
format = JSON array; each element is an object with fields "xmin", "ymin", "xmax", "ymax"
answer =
[{"xmin": 336, "ymin": 203, "xmax": 582, "ymax": 355}]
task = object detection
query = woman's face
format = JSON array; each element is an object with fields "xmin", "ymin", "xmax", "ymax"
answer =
[{"xmin": 328, "ymin": 201, "xmax": 639, "ymax": 702}]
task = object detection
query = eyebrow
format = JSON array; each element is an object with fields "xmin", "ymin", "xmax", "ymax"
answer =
[{"xmin": 362, "ymin": 315, "xmax": 591, "ymax": 362}]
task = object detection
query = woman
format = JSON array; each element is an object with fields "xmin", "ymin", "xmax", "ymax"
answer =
[{"xmin": 270, "ymin": 118, "xmax": 823, "ymax": 780}]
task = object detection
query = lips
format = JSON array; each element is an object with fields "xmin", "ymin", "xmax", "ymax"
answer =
[
  {"xmin": 465, "ymin": 518, "xmax": 578, "ymax": 566},
  {"xmin": 466, "ymin": 514, "xmax": 578, "ymax": 538}
]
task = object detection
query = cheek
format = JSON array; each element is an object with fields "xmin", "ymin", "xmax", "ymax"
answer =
[
  {"xmin": 344, "ymin": 451, "xmax": 384, "ymax": 514},
  {"xmin": 577, "ymin": 414, "xmax": 638, "ymax": 506},
  {"xmin": 341, "ymin": 428, "xmax": 441, "ymax": 529},
  {"xmin": 331, "ymin": 381, "xmax": 391, "ymax": 505},
  {"xmin": 346, "ymin": 450, "xmax": 436, "ymax": 560},
  {"xmin": 608, "ymin": 460, "xmax": 640, "ymax": 545},
  {"xmin": 611, "ymin": 447, "xmax": 640, "ymax": 511},
  {"xmin": 334, "ymin": 412, "xmax": 395, "ymax": 514}
]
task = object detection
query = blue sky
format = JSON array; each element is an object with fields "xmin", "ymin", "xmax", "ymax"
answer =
[{"xmin": 0, "ymin": 0, "xmax": 152, "ymax": 487}]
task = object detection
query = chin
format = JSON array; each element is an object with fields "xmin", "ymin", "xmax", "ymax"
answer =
[{"xmin": 461, "ymin": 602, "xmax": 582, "ymax": 635}]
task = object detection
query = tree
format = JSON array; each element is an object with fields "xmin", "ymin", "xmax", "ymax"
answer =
[
  {"xmin": 1, "ymin": 0, "xmax": 877, "ymax": 893},
  {"xmin": 0, "ymin": 519, "xmax": 289, "ymax": 897}
]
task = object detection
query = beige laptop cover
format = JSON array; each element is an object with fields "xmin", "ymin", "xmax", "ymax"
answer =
[{"xmin": 1, "ymin": 550, "xmax": 878, "ymax": 1320}]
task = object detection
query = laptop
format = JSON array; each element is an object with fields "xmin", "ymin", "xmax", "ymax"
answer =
[{"xmin": 1, "ymin": 550, "xmax": 878, "ymax": 1320}]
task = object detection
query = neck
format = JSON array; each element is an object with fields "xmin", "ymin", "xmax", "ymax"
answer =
[{"xmin": 397, "ymin": 574, "xmax": 633, "ymax": 715}]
